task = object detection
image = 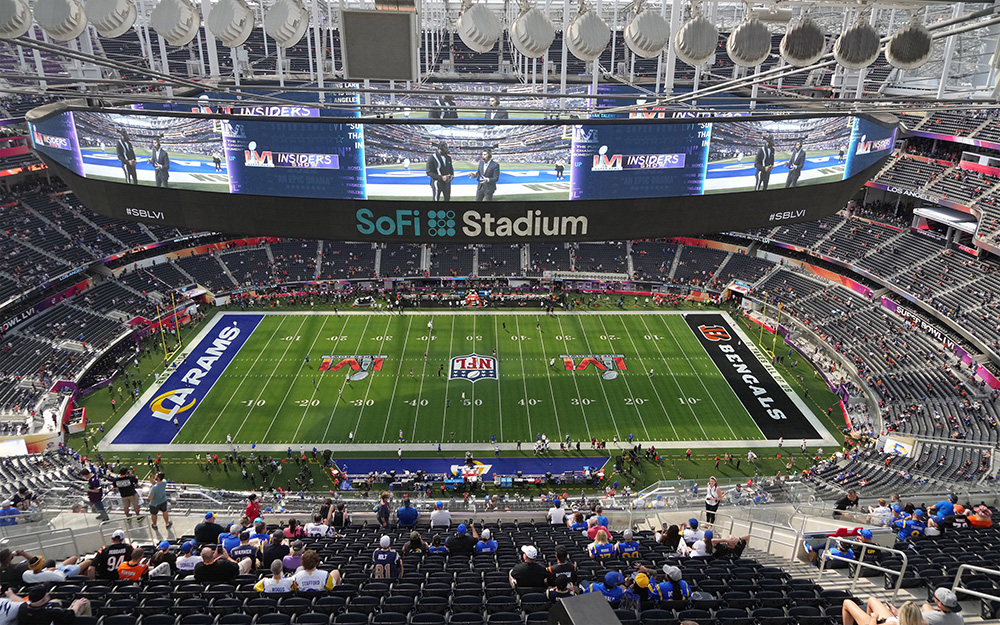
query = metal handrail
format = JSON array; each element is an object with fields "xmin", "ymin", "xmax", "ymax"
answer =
[
  {"xmin": 817, "ymin": 537, "xmax": 909, "ymax": 602},
  {"xmin": 699, "ymin": 510, "xmax": 806, "ymax": 563},
  {"xmin": 951, "ymin": 563, "xmax": 1000, "ymax": 606}
]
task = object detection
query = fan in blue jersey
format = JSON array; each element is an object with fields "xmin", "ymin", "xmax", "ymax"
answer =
[
  {"xmin": 647, "ymin": 565, "xmax": 691, "ymax": 602},
  {"xmin": 473, "ymin": 527, "xmax": 497, "ymax": 553},
  {"xmin": 587, "ymin": 528, "xmax": 615, "ymax": 560},
  {"xmin": 894, "ymin": 509, "xmax": 926, "ymax": 542},
  {"xmin": 615, "ymin": 529, "xmax": 641, "ymax": 560},
  {"xmin": 582, "ymin": 571, "xmax": 625, "ymax": 604},
  {"xmin": 427, "ymin": 535, "xmax": 449, "ymax": 554},
  {"xmin": 372, "ymin": 535, "xmax": 402, "ymax": 579}
]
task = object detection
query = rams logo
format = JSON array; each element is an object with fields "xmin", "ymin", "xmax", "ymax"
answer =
[
  {"xmin": 149, "ymin": 389, "xmax": 196, "ymax": 419},
  {"xmin": 698, "ymin": 325, "xmax": 731, "ymax": 342}
]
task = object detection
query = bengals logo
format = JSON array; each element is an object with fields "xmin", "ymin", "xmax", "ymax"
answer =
[{"xmin": 698, "ymin": 325, "xmax": 730, "ymax": 342}]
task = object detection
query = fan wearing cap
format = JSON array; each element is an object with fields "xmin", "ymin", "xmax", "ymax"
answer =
[
  {"xmin": 636, "ymin": 564, "xmax": 690, "ymax": 602},
  {"xmin": 261, "ymin": 531, "xmax": 290, "ymax": 570},
  {"xmin": 429, "ymin": 501, "xmax": 452, "ymax": 528},
  {"xmin": 547, "ymin": 499, "xmax": 567, "ymax": 525},
  {"xmin": 372, "ymin": 535, "xmax": 402, "ymax": 580},
  {"xmin": 471, "ymin": 522, "xmax": 497, "ymax": 553},
  {"xmin": 843, "ymin": 597, "xmax": 931, "ymax": 625},
  {"xmin": 79, "ymin": 468, "xmax": 109, "ymax": 523},
  {"xmin": 148, "ymin": 541, "xmax": 176, "ymax": 577},
  {"xmin": 194, "ymin": 511, "xmax": 226, "ymax": 545},
  {"xmin": 581, "ymin": 571, "xmax": 625, "ymax": 605},
  {"xmin": 446, "ymin": 523, "xmax": 477, "ymax": 555},
  {"xmin": 175, "ymin": 542, "xmax": 203, "ymax": 575},
  {"xmin": 923, "ymin": 587, "xmax": 964, "ymax": 624},
  {"xmin": 426, "ymin": 143, "xmax": 455, "ymax": 202},
  {"xmin": 934, "ymin": 494, "xmax": 958, "ymax": 519},
  {"xmin": 283, "ymin": 540, "xmax": 306, "ymax": 572},
  {"xmin": 681, "ymin": 518, "xmax": 704, "ymax": 546},
  {"xmin": 894, "ymin": 509, "xmax": 926, "ymax": 542},
  {"xmin": 509, "ymin": 545, "xmax": 547, "ymax": 590},
  {"xmin": 21, "ymin": 552, "xmax": 93, "ymax": 584},
  {"xmin": 427, "ymin": 535, "xmax": 448, "ymax": 554},
  {"xmin": 228, "ymin": 531, "xmax": 261, "ymax": 570},
  {"xmin": 92, "ymin": 530, "xmax": 132, "ymax": 580},
  {"xmin": 16, "ymin": 584, "xmax": 90, "ymax": 625},
  {"xmin": 545, "ymin": 574, "xmax": 576, "ymax": 601},
  {"xmin": 615, "ymin": 529, "xmax": 641, "ymax": 560}
]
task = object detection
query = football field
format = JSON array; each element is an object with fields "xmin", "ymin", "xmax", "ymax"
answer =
[{"xmin": 102, "ymin": 311, "xmax": 835, "ymax": 451}]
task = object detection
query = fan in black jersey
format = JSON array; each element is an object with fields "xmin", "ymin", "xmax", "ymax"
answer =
[
  {"xmin": 112, "ymin": 468, "xmax": 143, "ymax": 522},
  {"xmin": 93, "ymin": 530, "xmax": 133, "ymax": 580},
  {"xmin": 372, "ymin": 536, "xmax": 402, "ymax": 580}
]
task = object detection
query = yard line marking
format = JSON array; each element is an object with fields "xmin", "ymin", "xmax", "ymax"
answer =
[
  {"xmin": 231, "ymin": 315, "xmax": 310, "ymax": 442},
  {"xmin": 513, "ymin": 317, "xmax": 533, "ymax": 439},
  {"xmin": 470, "ymin": 315, "xmax": 477, "ymax": 442},
  {"xmin": 624, "ymin": 315, "xmax": 680, "ymax": 439},
  {"xmin": 535, "ymin": 317, "xmax": 564, "ymax": 442},
  {"xmin": 198, "ymin": 315, "xmax": 289, "ymax": 444},
  {"xmin": 350, "ymin": 315, "xmax": 394, "ymax": 442},
  {"xmin": 435, "ymin": 316, "xmax": 456, "ymax": 443},
  {"xmin": 289, "ymin": 316, "xmax": 350, "ymax": 442},
  {"xmin": 596, "ymin": 315, "xmax": 652, "ymax": 441},
  {"xmin": 322, "ymin": 314, "xmax": 372, "ymax": 441},
  {"xmin": 263, "ymin": 315, "xmax": 334, "ymax": 441},
  {"xmin": 494, "ymin": 315, "xmax": 504, "ymax": 442},
  {"xmin": 379, "ymin": 315, "xmax": 412, "ymax": 444},
  {"xmin": 554, "ymin": 316, "xmax": 593, "ymax": 443},
  {"xmin": 572, "ymin": 316, "xmax": 624, "ymax": 439},
  {"xmin": 658, "ymin": 315, "xmax": 741, "ymax": 439}
]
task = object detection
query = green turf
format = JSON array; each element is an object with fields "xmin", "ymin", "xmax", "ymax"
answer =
[{"xmin": 165, "ymin": 311, "xmax": 769, "ymax": 446}]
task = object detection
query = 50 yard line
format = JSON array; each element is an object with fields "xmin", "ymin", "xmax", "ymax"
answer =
[{"xmin": 435, "ymin": 316, "xmax": 456, "ymax": 443}]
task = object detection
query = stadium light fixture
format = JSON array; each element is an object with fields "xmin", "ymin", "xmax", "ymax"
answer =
[
  {"xmin": 673, "ymin": 10, "xmax": 717, "ymax": 67},
  {"xmin": 456, "ymin": 0, "xmax": 502, "ymax": 54},
  {"xmin": 508, "ymin": 0, "xmax": 554, "ymax": 59},
  {"xmin": 34, "ymin": 0, "xmax": 87, "ymax": 41},
  {"xmin": 780, "ymin": 15, "xmax": 825, "ymax": 68},
  {"xmin": 885, "ymin": 17, "xmax": 932, "ymax": 70},
  {"xmin": 0, "ymin": 0, "xmax": 32, "ymax": 39},
  {"xmin": 727, "ymin": 17, "xmax": 770, "ymax": 67},
  {"xmin": 85, "ymin": 0, "xmax": 138, "ymax": 38},
  {"xmin": 624, "ymin": 0, "xmax": 669, "ymax": 59},
  {"xmin": 566, "ymin": 0, "xmax": 610, "ymax": 62},
  {"xmin": 833, "ymin": 17, "xmax": 880, "ymax": 70},
  {"xmin": 264, "ymin": 0, "xmax": 309, "ymax": 49},
  {"xmin": 149, "ymin": 0, "xmax": 200, "ymax": 46},
  {"xmin": 207, "ymin": 0, "xmax": 254, "ymax": 48}
]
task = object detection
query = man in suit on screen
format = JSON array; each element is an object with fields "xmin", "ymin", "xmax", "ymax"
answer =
[
  {"xmin": 485, "ymin": 96, "xmax": 508, "ymax": 120},
  {"xmin": 785, "ymin": 141, "xmax": 806, "ymax": 188},
  {"xmin": 426, "ymin": 142, "xmax": 454, "ymax": 201},
  {"xmin": 469, "ymin": 148, "xmax": 500, "ymax": 201},
  {"xmin": 754, "ymin": 135, "xmax": 775, "ymax": 191},
  {"xmin": 148, "ymin": 138, "xmax": 170, "ymax": 188},
  {"xmin": 116, "ymin": 130, "xmax": 137, "ymax": 184}
]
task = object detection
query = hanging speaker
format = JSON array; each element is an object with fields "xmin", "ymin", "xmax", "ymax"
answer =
[
  {"xmin": 0, "ymin": 0, "xmax": 32, "ymax": 39},
  {"xmin": 566, "ymin": 2, "xmax": 610, "ymax": 62},
  {"xmin": 727, "ymin": 17, "xmax": 770, "ymax": 67},
  {"xmin": 34, "ymin": 0, "xmax": 87, "ymax": 41},
  {"xmin": 264, "ymin": 0, "xmax": 309, "ymax": 49},
  {"xmin": 780, "ymin": 16, "xmax": 825, "ymax": 67},
  {"xmin": 834, "ymin": 20, "xmax": 880, "ymax": 70},
  {"xmin": 207, "ymin": 0, "xmax": 255, "ymax": 48},
  {"xmin": 885, "ymin": 19, "xmax": 932, "ymax": 70},
  {"xmin": 150, "ymin": 0, "xmax": 201, "ymax": 46},
  {"xmin": 509, "ymin": 1, "xmax": 554, "ymax": 59},
  {"xmin": 674, "ymin": 13, "xmax": 717, "ymax": 67},
  {"xmin": 624, "ymin": 7, "xmax": 669, "ymax": 59},
  {"xmin": 457, "ymin": 0, "xmax": 502, "ymax": 54}
]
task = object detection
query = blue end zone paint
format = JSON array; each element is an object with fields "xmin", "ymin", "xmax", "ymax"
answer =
[
  {"xmin": 113, "ymin": 314, "xmax": 264, "ymax": 445},
  {"xmin": 334, "ymin": 456, "xmax": 606, "ymax": 477}
]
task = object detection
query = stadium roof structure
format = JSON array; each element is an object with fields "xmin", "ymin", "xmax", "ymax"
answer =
[{"xmin": 1, "ymin": 0, "xmax": 1000, "ymax": 118}]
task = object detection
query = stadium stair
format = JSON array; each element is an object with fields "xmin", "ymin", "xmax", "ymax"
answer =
[{"xmin": 667, "ymin": 246, "xmax": 682, "ymax": 280}]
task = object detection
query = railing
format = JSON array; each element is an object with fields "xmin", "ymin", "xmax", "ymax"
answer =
[
  {"xmin": 817, "ymin": 537, "xmax": 909, "ymax": 602},
  {"xmin": 951, "ymin": 563, "xmax": 1000, "ymax": 616},
  {"xmin": 699, "ymin": 510, "xmax": 807, "ymax": 563}
]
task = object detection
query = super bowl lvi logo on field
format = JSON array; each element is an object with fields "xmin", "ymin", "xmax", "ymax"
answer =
[
  {"xmin": 561, "ymin": 354, "xmax": 627, "ymax": 380},
  {"xmin": 449, "ymin": 354, "xmax": 498, "ymax": 382}
]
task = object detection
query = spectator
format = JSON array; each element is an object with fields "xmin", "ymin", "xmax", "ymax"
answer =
[
  {"xmin": 193, "ymin": 512, "xmax": 225, "ymax": 545},
  {"xmin": 567, "ymin": 512, "xmax": 588, "ymax": 532},
  {"xmin": 509, "ymin": 545, "xmax": 547, "ymax": 590},
  {"xmin": 691, "ymin": 530, "xmax": 715, "ymax": 558},
  {"xmin": 403, "ymin": 531, "xmax": 427, "ymax": 554},
  {"xmin": 615, "ymin": 529, "xmax": 640, "ymax": 559},
  {"xmin": 17, "ymin": 584, "xmax": 90, "ymax": 624},
  {"xmin": 473, "ymin": 527, "xmax": 497, "ymax": 554},
  {"xmin": 117, "ymin": 548, "xmax": 149, "ymax": 582},
  {"xmin": 923, "ymin": 588, "xmax": 964, "ymax": 624},
  {"xmin": 249, "ymin": 520, "xmax": 270, "ymax": 545},
  {"xmin": 427, "ymin": 535, "xmax": 448, "ymax": 554},
  {"xmin": 429, "ymin": 501, "xmax": 451, "ymax": 528},
  {"xmin": 545, "ymin": 576, "xmax": 575, "ymax": 601},
  {"xmin": 149, "ymin": 541, "xmax": 176, "ymax": 577},
  {"xmin": 260, "ymin": 531, "xmax": 289, "ymax": 570},
  {"xmin": 329, "ymin": 502, "xmax": 349, "ymax": 528},
  {"xmin": 254, "ymin": 560, "xmax": 294, "ymax": 594},
  {"xmin": 396, "ymin": 497, "xmax": 418, "ymax": 528},
  {"xmin": 282, "ymin": 519, "xmax": 304, "ymax": 539},
  {"xmin": 843, "ymin": 597, "xmax": 941, "ymax": 625},
  {"xmin": 228, "ymin": 532, "xmax": 260, "ymax": 570},
  {"xmin": 682, "ymin": 519, "xmax": 703, "ymax": 546},
  {"xmin": 547, "ymin": 499, "xmax": 566, "ymax": 525},
  {"xmin": 935, "ymin": 494, "xmax": 958, "ymax": 518},
  {"xmin": 112, "ymin": 467, "xmax": 142, "ymax": 522},
  {"xmin": 11, "ymin": 488, "xmax": 35, "ymax": 512},
  {"xmin": 282, "ymin": 541, "xmax": 305, "ymax": 572},
  {"xmin": 376, "ymin": 493, "xmax": 391, "ymax": 529},
  {"xmin": 582, "ymin": 571, "xmax": 625, "ymax": 604},
  {"xmin": 245, "ymin": 494, "xmax": 261, "ymax": 522},
  {"xmin": 0, "ymin": 503, "xmax": 19, "ymax": 527},
  {"xmin": 175, "ymin": 542, "xmax": 202, "ymax": 575},
  {"xmin": 446, "ymin": 524, "xmax": 476, "ymax": 554},
  {"xmin": 587, "ymin": 529, "xmax": 615, "ymax": 560},
  {"xmin": 305, "ymin": 514, "xmax": 333, "ymax": 538},
  {"xmin": 0, "ymin": 587, "xmax": 25, "ymax": 623},
  {"xmin": 93, "ymin": 530, "xmax": 132, "ymax": 580},
  {"xmin": 221, "ymin": 525, "xmax": 242, "ymax": 552},
  {"xmin": 148, "ymin": 472, "xmax": 171, "ymax": 530},
  {"xmin": 293, "ymin": 550, "xmax": 340, "ymax": 590},
  {"xmin": 658, "ymin": 525, "xmax": 690, "ymax": 555},
  {"xmin": 372, "ymin": 535, "xmax": 402, "ymax": 580},
  {"xmin": 193, "ymin": 546, "xmax": 250, "ymax": 583},
  {"xmin": 649, "ymin": 565, "xmax": 691, "ymax": 602},
  {"xmin": 711, "ymin": 533, "xmax": 750, "ymax": 560},
  {"xmin": 835, "ymin": 490, "xmax": 860, "ymax": 517},
  {"xmin": 545, "ymin": 545, "xmax": 578, "ymax": 587},
  {"xmin": 80, "ymin": 469, "xmax": 108, "ymax": 522},
  {"xmin": 22, "ymin": 555, "xmax": 92, "ymax": 583}
]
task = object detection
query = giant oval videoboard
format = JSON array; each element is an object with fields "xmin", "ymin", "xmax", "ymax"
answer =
[{"xmin": 28, "ymin": 105, "xmax": 896, "ymax": 242}]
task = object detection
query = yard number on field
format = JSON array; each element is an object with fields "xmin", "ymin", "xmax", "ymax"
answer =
[{"xmin": 679, "ymin": 397, "xmax": 702, "ymax": 404}]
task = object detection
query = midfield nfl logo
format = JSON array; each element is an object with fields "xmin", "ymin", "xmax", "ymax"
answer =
[
  {"xmin": 319, "ymin": 355, "xmax": 386, "ymax": 382},
  {"xmin": 449, "ymin": 354, "xmax": 498, "ymax": 382},
  {"xmin": 561, "ymin": 354, "xmax": 627, "ymax": 380}
]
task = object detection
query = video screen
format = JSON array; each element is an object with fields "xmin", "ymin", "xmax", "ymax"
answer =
[
  {"xmin": 73, "ymin": 111, "xmax": 228, "ymax": 191},
  {"xmin": 704, "ymin": 117, "xmax": 851, "ymax": 193},
  {"xmin": 364, "ymin": 124, "xmax": 571, "ymax": 201},
  {"xmin": 29, "ymin": 112, "xmax": 83, "ymax": 173},
  {"xmin": 845, "ymin": 116, "xmax": 897, "ymax": 179}
]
